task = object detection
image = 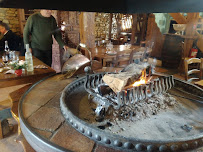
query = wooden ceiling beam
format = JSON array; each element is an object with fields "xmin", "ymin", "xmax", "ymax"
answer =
[{"xmin": 169, "ymin": 13, "xmax": 187, "ymax": 24}]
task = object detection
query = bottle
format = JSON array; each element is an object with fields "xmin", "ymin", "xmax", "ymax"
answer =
[
  {"xmin": 4, "ymin": 41, "xmax": 10, "ymax": 57},
  {"xmin": 25, "ymin": 44, "xmax": 34, "ymax": 72}
]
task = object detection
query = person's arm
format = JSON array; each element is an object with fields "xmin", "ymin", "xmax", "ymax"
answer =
[
  {"xmin": 23, "ymin": 15, "xmax": 33, "ymax": 48},
  {"xmin": 52, "ymin": 18, "xmax": 67, "ymax": 48}
]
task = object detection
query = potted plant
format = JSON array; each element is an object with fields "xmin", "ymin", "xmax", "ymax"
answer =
[{"xmin": 10, "ymin": 60, "xmax": 26, "ymax": 76}]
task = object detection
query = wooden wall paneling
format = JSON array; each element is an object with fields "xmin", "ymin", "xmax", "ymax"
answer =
[
  {"xmin": 52, "ymin": 10, "xmax": 62, "ymax": 73},
  {"xmin": 61, "ymin": 11, "xmax": 80, "ymax": 48},
  {"xmin": 52, "ymin": 10, "xmax": 81, "ymax": 72}
]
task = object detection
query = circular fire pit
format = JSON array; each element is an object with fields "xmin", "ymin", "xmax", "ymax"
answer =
[{"xmin": 60, "ymin": 73, "xmax": 203, "ymax": 152}]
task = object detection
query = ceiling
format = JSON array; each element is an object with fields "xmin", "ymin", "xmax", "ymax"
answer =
[{"xmin": 0, "ymin": 0, "xmax": 203, "ymax": 13}]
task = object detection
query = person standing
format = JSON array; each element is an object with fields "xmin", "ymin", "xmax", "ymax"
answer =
[{"xmin": 23, "ymin": 10, "xmax": 70, "ymax": 67}]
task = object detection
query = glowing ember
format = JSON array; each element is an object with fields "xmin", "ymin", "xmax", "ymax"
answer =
[{"xmin": 132, "ymin": 78, "xmax": 147, "ymax": 87}]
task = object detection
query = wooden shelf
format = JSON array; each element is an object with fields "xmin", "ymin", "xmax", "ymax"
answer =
[{"xmin": 166, "ymin": 33, "xmax": 198, "ymax": 39}]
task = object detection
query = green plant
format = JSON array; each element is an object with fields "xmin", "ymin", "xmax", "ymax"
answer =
[{"xmin": 10, "ymin": 61, "xmax": 27, "ymax": 70}]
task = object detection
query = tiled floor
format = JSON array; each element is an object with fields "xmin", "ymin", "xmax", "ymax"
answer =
[
  {"xmin": 0, "ymin": 118, "xmax": 24, "ymax": 152},
  {"xmin": 0, "ymin": 84, "xmax": 28, "ymax": 152}
]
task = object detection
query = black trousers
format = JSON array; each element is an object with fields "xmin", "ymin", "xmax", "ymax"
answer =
[{"xmin": 32, "ymin": 48, "xmax": 52, "ymax": 67}]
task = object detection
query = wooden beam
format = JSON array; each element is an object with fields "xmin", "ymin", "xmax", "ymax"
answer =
[
  {"xmin": 0, "ymin": 120, "xmax": 2, "ymax": 139},
  {"xmin": 146, "ymin": 14, "xmax": 164, "ymax": 58},
  {"xmin": 79, "ymin": 12, "xmax": 95, "ymax": 58},
  {"xmin": 79, "ymin": 12, "xmax": 85, "ymax": 44},
  {"xmin": 108, "ymin": 13, "xmax": 113, "ymax": 40},
  {"xmin": 169, "ymin": 13, "xmax": 187, "ymax": 24},
  {"xmin": 183, "ymin": 13, "xmax": 199, "ymax": 58},
  {"xmin": 130, "ymin": 14, "xmax": 138, "ymax": 44},
  {"xmin": 140, "ymin": 14, "xmax": 148, "ymax": 42},
  {"xmin": 17, "ymin": 9, "xmax": 26, "ymax": 36}
]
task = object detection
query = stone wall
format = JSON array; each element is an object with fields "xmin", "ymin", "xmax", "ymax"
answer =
[
  {"xmin": 0, "ymin": 8, "xmax": 21, "ymax": 35},
  {"xmin": 95, "ymin": 13, "xmax": 118, "ymax": 40},
  {"xmin": 95, "ymin": 13, "xmax": 110, "ymax": 40}
]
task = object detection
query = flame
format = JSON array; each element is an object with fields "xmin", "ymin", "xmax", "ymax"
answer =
[{"xmin": 132, "ymin": 70, "xmax": 147, "ymax": 87}]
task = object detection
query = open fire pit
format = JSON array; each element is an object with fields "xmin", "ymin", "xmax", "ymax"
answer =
[{"xmin": 60, "ymin": 64, "xmax": 203, "ymax": 152}]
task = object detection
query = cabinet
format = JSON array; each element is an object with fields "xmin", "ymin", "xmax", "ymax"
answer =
[{"xmin": 162, "ymin": 34, "xmax": 183, "ymax": 68}]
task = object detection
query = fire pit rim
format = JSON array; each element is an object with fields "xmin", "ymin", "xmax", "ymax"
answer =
[
  {"xmin": 18, "ymin": 73, "xmax": 70, "ymax": 152},
  {"xmin": 60, "ymin": 73, "xmax": 203, "ymax": 152}
]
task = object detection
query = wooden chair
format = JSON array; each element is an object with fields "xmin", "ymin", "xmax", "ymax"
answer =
[
  {"xmin": 102, "ymin": 56, "xmax": 116, "ymax": 67},
  {"xmin": 112, "ymin": 50, "xmax": 132, "ymax": 68},
  {"xmin": 184, "ymin": 58, "xmax": 203, "ymax": 82},
  {"xmin": 9, "ymin": 83, "xmax": 35, "ymax": 152},
  {"xmin": 129, "ymin": 48, "xmax": 147, "ymax": 64}
]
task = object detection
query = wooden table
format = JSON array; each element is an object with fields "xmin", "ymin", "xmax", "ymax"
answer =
[
  {"xmin": 194, "ymin": 80, "xmax": 203, "ymax": 89},
  {"xmin": 0, "ymin": 56, "xmax": 55, "ymax": 139},
  {"xmin": 0, "ymin": 56, "xmax": 56, "ymax": 88},
  {"xmin": 92, "ymin": 45, "xmax": 139, "ymax": 66}
]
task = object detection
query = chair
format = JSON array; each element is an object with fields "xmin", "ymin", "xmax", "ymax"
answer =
[
  {"xmin": 184, "ymin": 58, "xmax": 203, "ymax": 82},
  {"xmin": 112, "ymin": 50, "xmax": 132, "ymax": 68},
  {"xmin": 129, "ymin": 48, "xmax": 147, "ymax": 64},
  {"xmin": 9, "ymin": 84, "xmax": 35, "ymax": 152}
]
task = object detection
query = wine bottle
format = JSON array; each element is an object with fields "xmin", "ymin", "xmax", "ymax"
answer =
[{"xmin": 4, "ymin": 41, "xmax": 10, "ymax": 57}]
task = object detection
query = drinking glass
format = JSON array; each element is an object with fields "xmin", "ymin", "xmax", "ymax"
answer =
[
  {"xmin": 9, "ymin": 51, "xmax": 19, "ymax": 63},
  {"xmin": 2, "ymin": 55, "xmax": 9, "ymax": 67},
  {"xmin": 13, "ymin": 53, "xmax": 19, "ymax": 63}
]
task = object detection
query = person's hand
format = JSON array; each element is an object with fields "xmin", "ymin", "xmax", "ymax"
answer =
[
  {"xmin": 69, "ymin": 48, "xmax": 80, "ymax": 56},
  {"xmin": 63, "ymin": 45, "xmax": 69, "ymax": 52},
  {"xmin": 64, "ymin": 45, "xmax": 81, "ymax": 56}
]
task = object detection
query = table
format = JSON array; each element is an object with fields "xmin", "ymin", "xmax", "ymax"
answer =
[
  {"xmin": 194, "ymin": 80, "xmax": 203, "ymax": 89},
  {"xmin": 0, "ymin": 56, "xmax": 56, "ymax": 139},
  {"xmin": 0, "ymin": 56, "xmax": 56, "ymax": 88},
  {"xmin": 92, "ymin": 45, "xmax": 139, "ymax": 66}
]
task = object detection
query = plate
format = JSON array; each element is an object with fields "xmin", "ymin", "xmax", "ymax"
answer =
[{"xmin": 106, "ymin": 51, "xmax": 117, "ymax": 55}]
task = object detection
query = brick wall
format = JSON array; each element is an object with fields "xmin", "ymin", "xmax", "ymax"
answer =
[{"xmin": 0, "ymin": 8, "xmax": 21, "ymax": 35}]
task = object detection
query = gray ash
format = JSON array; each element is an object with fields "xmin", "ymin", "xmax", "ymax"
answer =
[{"xmin": 108, "ymin": 92, "xmax": 177, "ymax": 122}]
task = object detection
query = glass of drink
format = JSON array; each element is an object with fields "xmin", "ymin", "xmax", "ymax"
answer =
[{"xmin": 2, "ymin": 55, "xmax": 9, "ymax": 67}]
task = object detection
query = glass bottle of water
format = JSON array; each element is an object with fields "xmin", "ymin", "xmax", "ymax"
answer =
[{"xmin": 25, "ymin": 44, "xmax": 34, "ymax": 72}]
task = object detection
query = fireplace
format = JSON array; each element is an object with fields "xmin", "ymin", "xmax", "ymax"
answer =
[{"xmin": 60, "ymin": 64, "xmax": 203, "ymax": 152}]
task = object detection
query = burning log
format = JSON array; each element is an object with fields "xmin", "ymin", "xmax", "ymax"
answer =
[{"xmin": 103, "ymin": 63, "xmax": 150, "ymax": 93}]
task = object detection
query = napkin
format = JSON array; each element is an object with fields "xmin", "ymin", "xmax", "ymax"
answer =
[
  {"xmin": 34, "ymin": 65, "xmax": 48, "ymax": 69},
  {"xmin": 5, "ymin": 69, "xmax": 15, "ymax": 74}
]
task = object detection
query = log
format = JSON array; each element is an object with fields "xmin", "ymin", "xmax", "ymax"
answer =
[{"xmin": 103, "ymin": 63, "xmax": 149, "ymax": 92}]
